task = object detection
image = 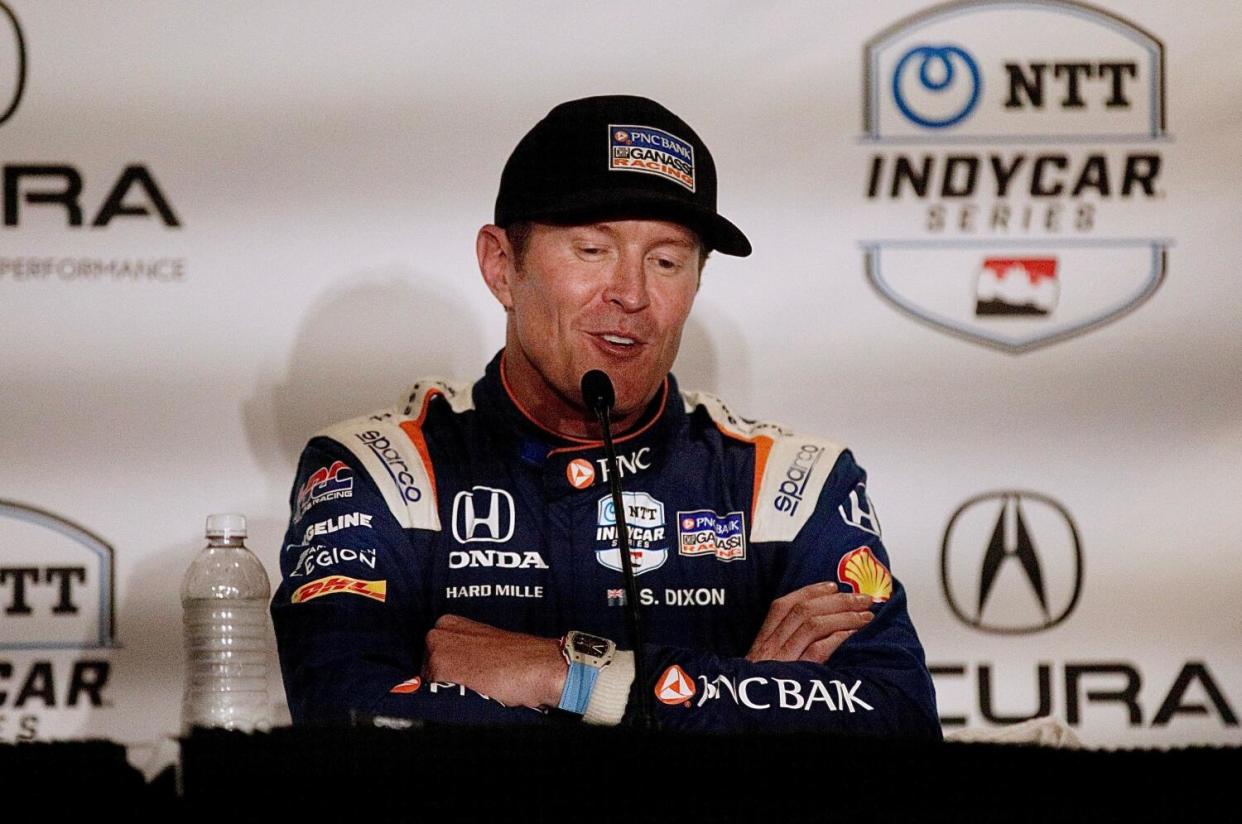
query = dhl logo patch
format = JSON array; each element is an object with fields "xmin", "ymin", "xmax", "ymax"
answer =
[{"xmin": 291, "ymin": 575, "xmax": 387, "ymax": 604}]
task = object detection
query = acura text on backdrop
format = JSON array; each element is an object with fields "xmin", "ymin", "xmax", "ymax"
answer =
[{"xmin": 0, "ymin": 0, "xmax": 185, "ymax": 285}]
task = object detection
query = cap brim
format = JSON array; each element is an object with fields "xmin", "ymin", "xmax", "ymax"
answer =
[{"xmin": 507, "ymin": 188, "xmax": 752, "ymax": 257}]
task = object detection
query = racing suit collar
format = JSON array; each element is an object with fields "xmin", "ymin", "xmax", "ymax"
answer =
[{"xmin": 475, "ymin": 350, "xmax": 686, "ymax": 499}]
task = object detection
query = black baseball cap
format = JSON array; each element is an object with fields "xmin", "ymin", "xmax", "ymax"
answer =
[{"xmin": 494, "ymin": 95, "xmax": 752, "ymax": 257}]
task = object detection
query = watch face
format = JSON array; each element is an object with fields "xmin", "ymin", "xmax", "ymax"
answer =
[{"xmin": 573, "ymin": 635, "xmax": 611, "ymax": 657}]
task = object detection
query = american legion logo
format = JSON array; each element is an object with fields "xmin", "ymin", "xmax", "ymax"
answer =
[{"xmin": 859, "ymin": 0, "xmax": 1169, "ymax": 354}]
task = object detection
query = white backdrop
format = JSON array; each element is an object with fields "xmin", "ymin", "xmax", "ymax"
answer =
[{"xmin": 1, "ymin": 0, "xmax": 1238, "ymax": 751}]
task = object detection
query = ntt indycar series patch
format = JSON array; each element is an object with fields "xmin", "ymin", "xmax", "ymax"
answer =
[{"xmin": 609, "ymin": 124, "xmax": 696, "ymax": 191}]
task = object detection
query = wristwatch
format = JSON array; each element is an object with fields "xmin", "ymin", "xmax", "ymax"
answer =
[{"xmin": 558, "ymin": 630, "xmax": 616, "ymax": 715}]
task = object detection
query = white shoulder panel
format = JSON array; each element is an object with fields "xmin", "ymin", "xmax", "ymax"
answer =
[
  {"xmin": 315, "ymin": 377, "xmax": 474, "ymax": 532},
  {"xmin": 399, "ymin": 377, "xmax": 476, "ymax": 418},
  {"xmin": 683, "ymin": 390, "xmax": 845, "ymax": 544}
]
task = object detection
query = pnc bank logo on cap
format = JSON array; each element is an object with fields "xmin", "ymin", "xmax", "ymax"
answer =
[
  {"xmin": 0, "ymin": 2, "xmax": 27, "ymax": 128},
  {"xmin": 608, "ymin": 124, "xmax": 696, "ymax": 192},
  {"xmin": 494, "ymin": 95, "xmax": 751, "ymax": 257}
]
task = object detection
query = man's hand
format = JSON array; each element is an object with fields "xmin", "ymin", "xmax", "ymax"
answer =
[
  {"xmin": 746, "ymin": 582, "xmax": 875, "ymax": 663},
  {"xmin": 423, "ymin": 615, "xmax": 566, "ymax": 709}
]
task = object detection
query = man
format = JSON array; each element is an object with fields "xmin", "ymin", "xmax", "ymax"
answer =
[{"xmin": 271, "ymin": 95, "xmax": 939, "ymax": 735}]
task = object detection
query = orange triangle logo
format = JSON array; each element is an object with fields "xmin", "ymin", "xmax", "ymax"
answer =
[
  {"xmin": 566, "ymin": 459, "xmax": 596, "ymax": 489},
  {"xmin": 655, "ymin": 664, "xmax": 696, "ymax": 705}
]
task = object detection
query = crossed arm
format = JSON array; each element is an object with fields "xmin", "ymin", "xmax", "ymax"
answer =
[{"xmin": 424, "ymin": 581, "xmax": 877, "ymax": 710}]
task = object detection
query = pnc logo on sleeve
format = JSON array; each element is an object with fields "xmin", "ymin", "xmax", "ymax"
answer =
[{"xmin": 655, "ymin": 664, "xmax": 697, "ymax": 705}]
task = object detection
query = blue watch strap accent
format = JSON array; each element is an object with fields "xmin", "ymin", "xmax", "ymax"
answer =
[{"xmin": 558, "ymin": 660, "xmax": 601, "ymax": 715}]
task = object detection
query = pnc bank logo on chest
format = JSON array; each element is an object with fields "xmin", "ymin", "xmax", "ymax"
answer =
[
  {"xmin": 678, "ymin": 510, "xmax": 746, "ymax": 562},
  {"xmin": 451, "ymin": 486, "xmax": 516, "ymax": 544}
]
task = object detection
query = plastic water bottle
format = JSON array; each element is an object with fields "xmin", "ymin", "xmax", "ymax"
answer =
[{"xmin": 181, "ymin": 513, "xmax": 272, "ymax": 733}]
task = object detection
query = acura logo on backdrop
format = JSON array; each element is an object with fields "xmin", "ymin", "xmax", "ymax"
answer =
[
  {"xmin": 451, "ymin": 486, "xmax": 515, "ymax": 544},
  {"xmin": 940, "ymin": 491, "xmax": 1082, "ymax": 634},
  {"xmin": 0, "ymin": 1, "xmax": 26, "ymax": 127}
]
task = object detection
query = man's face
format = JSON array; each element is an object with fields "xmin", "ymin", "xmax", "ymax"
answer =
[{"xmin": 504, "ymin": 219, "xmax": 702, "ymax": 419}]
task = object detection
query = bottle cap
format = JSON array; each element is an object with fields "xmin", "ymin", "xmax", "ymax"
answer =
[{"xmin": 205, "ymin": 513, "xmax": 247, "ymax": 539}]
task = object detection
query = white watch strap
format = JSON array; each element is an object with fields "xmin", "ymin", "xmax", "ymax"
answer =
[{"xmin": 582, "ymin": 650, "xmax": 636, "ymax": 726}]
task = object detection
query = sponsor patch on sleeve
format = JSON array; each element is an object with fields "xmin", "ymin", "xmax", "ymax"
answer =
[
  {"xmin": 836, "ymin": 546, "xmax": 892, "ymax": 603},
  {"xmin": 609, "ymin": 124, "xmax": 696, "ymax": 191},
  {"xmin": 291, "ymin": 575, "xmax": 387, "ymax": 604},
  {"xmin": 655, "ymin": 664, "xmax": 697, "ymax": 706},
  {"xmin": 288, "ymin": 544, "xmax": 379, "ymax": 579},
  {"xmin": 295, "ymin": 461, "xmax": 354, "ymax": 521},
  {"xmin": 838, "ymin": 481, "xmax": 882, "ymax": 538},
  {"xmin": 390, "ymin": 676, "xmax": 422, "ymax": 694}
]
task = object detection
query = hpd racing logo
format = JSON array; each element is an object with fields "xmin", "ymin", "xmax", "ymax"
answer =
[
  {"xmin": 0, "ymin": 1, "xmax": 26, "ymax": 128},
  {"xmin": 860, "ymin": 0, "xmax": 1169, "ymax": 354}
]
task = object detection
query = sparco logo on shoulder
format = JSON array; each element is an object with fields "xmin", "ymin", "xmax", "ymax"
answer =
[{"xmin": 860, "ymin": 0, "xmax": 1168, "ymax": 353}]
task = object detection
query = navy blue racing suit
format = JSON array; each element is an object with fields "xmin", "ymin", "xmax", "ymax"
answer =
[{"xmin": 271, "ymin": 351, "xmax": 939, "ymax": 736}]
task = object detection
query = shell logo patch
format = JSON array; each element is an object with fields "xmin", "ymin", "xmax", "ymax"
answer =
[
  {"xmin": 291, "ymin": 575, "xmax": 387, "ymax": 604},
  {"xmin": 608, "ymin": 124, "xmax": 696, "ymax": 192},
  {"xmin": 836, "ymin": 546, "xmax": 892, "ymax": 603},
  {"xmin": 390, "ymin": 676, "xmax": 422, "ymax": 694},
  {"xmin": 566, "ymin": 458, "xmax": 595, "ymax": 489},
  {"xmin": 655, "ymin": 664, "xmax": 697, "ymax": 705}
]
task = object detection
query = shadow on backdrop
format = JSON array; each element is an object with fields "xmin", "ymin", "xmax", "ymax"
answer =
[
  {"xmin": 673, "ymin": 301, "xmax": 747, "ymax": 405},
  {"xmin": 243, "ymin": 267, "xmax": 488, "ymax": 481}
]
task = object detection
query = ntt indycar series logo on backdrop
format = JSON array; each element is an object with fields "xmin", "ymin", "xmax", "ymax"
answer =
[
  {"xmin": 859, "ymin": 0, "xmax": 1169, "ymax": 354},
  {"xmin": 0, "ymin": 501, "xmax": 116, "ymax": 741}
]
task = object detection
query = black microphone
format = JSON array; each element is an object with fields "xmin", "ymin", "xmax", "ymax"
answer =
[
  {"xmin": 580, "ymin": 370, "xmax": 655, "ymax": 730},
  {"xmin": 580, "ymin": 368, "xmax": 615, "ymax": 411}
]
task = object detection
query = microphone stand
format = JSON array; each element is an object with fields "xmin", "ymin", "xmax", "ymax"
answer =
[{"xmin": 590, "ymin": 396, "xmax": 657, "ymax": 731}]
